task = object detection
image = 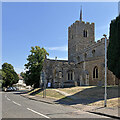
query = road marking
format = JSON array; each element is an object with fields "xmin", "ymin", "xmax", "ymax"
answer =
[
  {"xmin": 7, "ymin": 97, "xmax": 10, "ymax": 101},
  {"xmin": 12, "ymin": 101, "xmax": 21, "ymax": 106},
  {"xmin": 27, "ymin": 108, "xmax": 50, "ymax": 119}
]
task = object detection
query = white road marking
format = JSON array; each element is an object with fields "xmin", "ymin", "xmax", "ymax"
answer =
[
  {"xmin": 7, "ymin": 97, "xmax": 10, "ymax": 101},
  {"xmin": 27, "ymin": 108, "xmax": 50, "ymax": 119},
  {"xmin": 12, "ymin": 101, "xmax": 21, "ymax": 106}
]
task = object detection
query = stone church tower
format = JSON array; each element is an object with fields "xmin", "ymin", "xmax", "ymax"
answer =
[
  {"xmin": 43, "ymin": 7, "xmax": 117, "ymax": 88},
  {"xmin": 68, "ymin": 8, "xmax": 95, "ymax": 63}
]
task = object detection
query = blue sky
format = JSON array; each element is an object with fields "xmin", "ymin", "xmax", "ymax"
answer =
[{"xmin": 2, "ymin": 2, "xmax": 118, "ymax": 73}]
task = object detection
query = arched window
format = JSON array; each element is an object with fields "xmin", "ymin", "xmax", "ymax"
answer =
[
  {"xmin": 83, "ymin": 30, "xmax": 87, "ymax": 37},
  {"xmin": 93, "ymin": 66, "xmax": 98, "ymax": 78},
  {"xmin": 92, "ymin": 50, "xmax": 95, "ymax": 57},
  {"xmin": 68, "ymin": 71, "xmax": 74, "ymax": 80}
]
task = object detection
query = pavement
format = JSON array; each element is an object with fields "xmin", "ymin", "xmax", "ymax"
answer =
[{"xmin": 21, "ymin": 89, "xmax": 120, "ymax": 119}]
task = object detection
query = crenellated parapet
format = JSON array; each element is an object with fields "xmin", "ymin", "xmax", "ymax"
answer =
[{"xmin": 68, "ymin": 20, "xmax": 94, "ymax": 30}]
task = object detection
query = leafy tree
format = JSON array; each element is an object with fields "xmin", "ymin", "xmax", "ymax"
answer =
[
  {"xmin": 0, "ymin": 69, "xmax": 6, "ymax": 87},
  {"xmin": 107, "ymin": 15, "xmax": 120, "ymax": 79},
  {"xmin": 24, "ymin": 46, "xmax": 49, "ymax": 88},
  {"xmin": 2, "ymin": 63, "xmax": 19, "ymax": 87},
  {"xmin": 20, "ymin": 72, "xmax": 25, "ymax": 78}
]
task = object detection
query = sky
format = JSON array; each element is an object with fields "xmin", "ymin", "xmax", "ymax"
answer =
[
  {"xmin": 2, "ymin": 2, "xmax": 118, "ymax": 73},
  {"xmin": 118, "ymin": 1, "xmax": 120, "ymax": 14}
]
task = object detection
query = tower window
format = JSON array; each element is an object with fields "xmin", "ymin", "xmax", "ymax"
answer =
[
  {"xmin": 93, "ymin": 66, "xmax": 98, "ymax": 78},
  {"xmin": 83, "ymin": 30, "xmax": 87, "ymax": 37}
]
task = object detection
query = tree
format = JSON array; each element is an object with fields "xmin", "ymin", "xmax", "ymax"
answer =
[
  {"xmin": 20, "ymin": 72, "xmax": 25, "ymax": 78},
  {"xmin": 0, "ymin": 69, "xmax": 6, "ymax": 87},
  {"xmin": 2, "ymin": 63, "xmax": 19, "ymax": 87},
  {"xmin": 24, "ymin": 46, "xmax": 49, "ymax": 88},
  {"xmin": 107, "ymin": 15, "xmax": 120, "ymax": 79}
]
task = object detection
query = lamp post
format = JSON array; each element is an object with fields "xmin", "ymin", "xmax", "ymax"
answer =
[{"xmin": 103, "ymin": 34, "xmax": 107, "ymax": 107}]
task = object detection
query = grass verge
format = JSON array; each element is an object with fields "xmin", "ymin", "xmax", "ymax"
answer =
[
  {"xmin": 27, "ymin": 86, "xmax": 119, "ymax": 107},
  {"xmin": 37, "ymin": 89, "xmax": 65, "ymax": 100}
]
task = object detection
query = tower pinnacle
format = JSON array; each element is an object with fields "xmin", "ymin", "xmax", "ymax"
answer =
[{"xmin": 80, "ymin": 6, "xmax": 82, "ymax": 22}]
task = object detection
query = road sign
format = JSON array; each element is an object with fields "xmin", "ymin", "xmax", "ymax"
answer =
[{"xmin": 48, "ymin": 82, "xmax": 51, "ymax": 88}]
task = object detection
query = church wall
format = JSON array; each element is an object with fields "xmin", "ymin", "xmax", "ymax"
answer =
[
  {"xmin": 44, "ymin": 57, "xmax": 116, "ymax": 87},
  {"xmin": 107, "ymin": 70, "xmax": 116, "ymax": 85},
  {"xmin": 85, "ymin": 57, "xmax": 105, "ymax": 86},
  {"xmin": 85, "ymin": 57, "xmax": 116, "ymax": 86}
]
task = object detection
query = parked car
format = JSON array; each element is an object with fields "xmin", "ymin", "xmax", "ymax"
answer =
[
  {"xmin": 4, "ymin": 87, "xmax": 17, "ymax": 92},
  {"xmin": 12, "ymin": 87, "xmax": 17, "ymax": 91},
  {"xmin": 6, "ymin": 87, "xmax": 14, "ymax": 92}
]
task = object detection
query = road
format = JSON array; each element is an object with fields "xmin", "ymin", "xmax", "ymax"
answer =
[{"xmin": 2, "ymin": 91, "xmax": 111, "ymax": 119}]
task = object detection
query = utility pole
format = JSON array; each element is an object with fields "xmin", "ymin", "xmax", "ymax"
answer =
[{"xmin": 103, "ymin": 34, "xmax": 107, "ymax": 107}]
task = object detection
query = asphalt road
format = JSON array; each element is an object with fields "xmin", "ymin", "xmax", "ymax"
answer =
[{"xmin": 2, "ymin": 91, "xmax": 111, "ymax": 119}]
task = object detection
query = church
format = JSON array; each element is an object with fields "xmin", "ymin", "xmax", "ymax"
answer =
[{"xmin": 41, "ymin": 9, "xmax": 118, "ymax": 88}]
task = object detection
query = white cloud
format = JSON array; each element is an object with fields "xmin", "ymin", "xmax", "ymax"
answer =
[
  {"xmin": 48, "ymin": 56, "xmax": 68, "ymax": 60},
  {"xmin": 45, "ymin": 45, "xmax": 68, "ymax": 52}
]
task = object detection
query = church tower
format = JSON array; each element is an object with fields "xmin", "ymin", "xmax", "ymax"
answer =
[{"xmin": 68, "ymin": 8, "xmax": 95, "ymax": 63}]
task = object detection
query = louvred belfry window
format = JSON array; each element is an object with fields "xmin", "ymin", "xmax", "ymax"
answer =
[{"xmin": 83, "ymin": 30, "xmax": 87, "ymax": 37}]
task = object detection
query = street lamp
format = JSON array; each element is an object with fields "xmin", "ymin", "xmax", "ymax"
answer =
[{"xmin": 103, "ymin": 34, "xmax": 107, "ymax": 107}]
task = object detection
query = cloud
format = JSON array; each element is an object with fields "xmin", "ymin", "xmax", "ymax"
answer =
[
  {"xmin": 48, "ymin": 56, "xmax": 68, "ymax": 60},
  {"xmin": 45, "ymin": 45, "xmax": 68, "ymax": 52}
]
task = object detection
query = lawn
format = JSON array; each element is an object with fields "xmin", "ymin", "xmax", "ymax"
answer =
[
  {"xmin": 58, "ymin": 86, "xmax": 96, "ymax": 95},
  {"xmin": 89, "ymin": 97, "xmax": 119, "ymax": 107},
  {"xmin": 27, "ymin": 85, "xmax": 119, "ymax": 107},
  {"xmin": 58, "ymin": 85, "xmax": 119, "ymax": 107},
  {"xmin": 37, "ymin": 89, "xmax": 65, "ymax": 100}
]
